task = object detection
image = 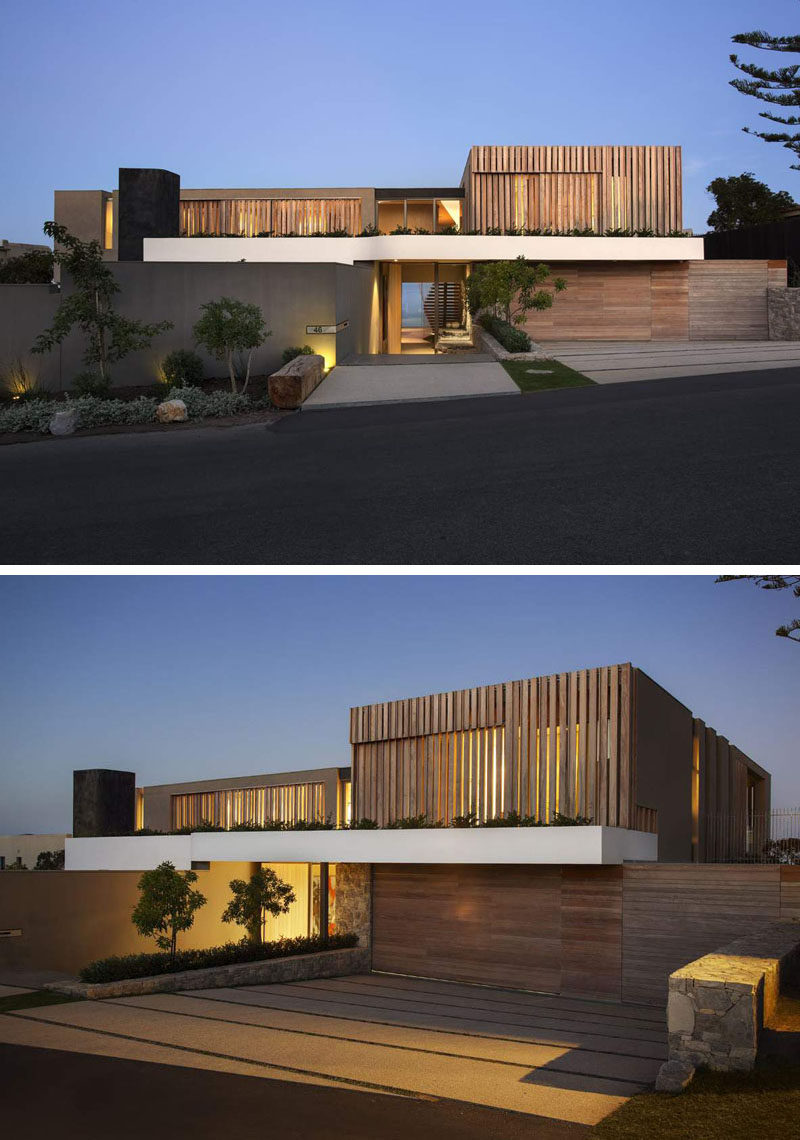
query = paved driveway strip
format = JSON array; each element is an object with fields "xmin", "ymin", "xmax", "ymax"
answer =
[
  {"xmin": 0, "ymin": 975, "xmax": 666, "ymax": 1126},
  {"xmin": 304, "ymin": 361, "xmax": 519, "ymax": 408},
  {"xmin": 546, "ymin": 339, "xmax": 800, "ymax": 383}
]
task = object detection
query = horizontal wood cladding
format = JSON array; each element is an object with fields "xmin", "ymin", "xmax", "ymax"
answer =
[
  {"xmin": 688, "ymin": 260, "xmax": 770, "ymax": 339},
  {"xmin": 372, "ymin": 864, "xmax": 622, "ymax": 998},
  {"xmin": 464, "ymin": 146, "xmax": 682, "ymax": 234},
  {"xmin": 520, "ymin": 263, "xmax": 689, "ymax": 342},
  {"xmin": 621, "ymin": 863, "xmax": 782, "ymax": 1005},
  {"xmin": 351, "ymin": 665, "xmax": 633, "ymax": 827},
  {"xmin": 180, "ymin": 197, "xmax": 362, "ymax": 236}
]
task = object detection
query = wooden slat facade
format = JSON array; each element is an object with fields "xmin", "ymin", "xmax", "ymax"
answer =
[
  {"xmin": 351, "ymin": 665, "xmax": 635, "ymax": 826},
  {"xmin": 462, "ymin": 146, "xmax": 683, "ymax": 234},
  {"xmin": 171, "ymin": 782, "xmax": 326, "ymax": 829},
  {"xmin": 694, "ymin": 718, "xmax": 769, "ymax": 862},
  {"xmin": 181, "ymin": 197, "xmax": 362, "ymax": 236}
]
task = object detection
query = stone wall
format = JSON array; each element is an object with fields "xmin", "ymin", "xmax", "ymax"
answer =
[
  {"xmin": 48, "ymin": 945, "xmax": 369, "ymax": 1000},
  {"xmin": 335, "ymin": 863, "xmax": 372, "ymax": 955},
  {"xmin": 666, "ymin": 921, "xmax": 800, "ymax": 1072},
  {"xmin": 768, "ymin": 287, "xmax": 800, "ymax": 340}
]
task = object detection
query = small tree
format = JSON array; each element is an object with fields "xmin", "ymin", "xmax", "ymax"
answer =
[
  {"xmin": 0, "ymin": 248, "xmax": 54, "ymax": 284},
  {"xmin": 706, "ymin": 173, "xmax": 796, "ymax": 230},
  {"xmin": 466, "ymin": 256, "xmax": 567, "ymax": 326},
  {"xmin": 222, "ymin": 866, "xmax": 295, "ymax": 945},
  {"xmin": 193, "ymin": 297, "xmax": 270, "ymax": 394},
  {"xmin": 32, "ymin": 222, "xmax": 172, "ymax": 386},
  {"xmin": 131, "ymin": 861, "xmax": 207, "ymax": 963},
  {"xmin": 35, "ymin": 849, "xmax": 65, "ymax": 870}
]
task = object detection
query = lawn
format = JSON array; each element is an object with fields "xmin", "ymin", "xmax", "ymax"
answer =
[
  {"xmin": 501, "ymin": 358, "xmax": 595, "ymax": 393},
  {"xmin": 0, "ymin": 990, "xmax": 80, "ymax": 1015},
  {"xmin": 594, "ymin": 1063, "xmax": 800, "ymax": 1140}
]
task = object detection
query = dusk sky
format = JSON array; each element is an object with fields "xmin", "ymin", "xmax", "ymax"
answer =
[
  {"xmin": 2, "ymin": 0, "xmax": 799, "ymax": 244},
  {"xmin": 1, "ymin": 574, "xmax": 797, "ymax": 833}
]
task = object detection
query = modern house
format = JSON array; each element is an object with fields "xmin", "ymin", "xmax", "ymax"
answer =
[
  {"xmin": 38, "ymin": 662, "xmax": 785, "ymax": 1003},
  {"xmin": 19, "ymin": 146, "xmax": 785, "ymax": 386}
]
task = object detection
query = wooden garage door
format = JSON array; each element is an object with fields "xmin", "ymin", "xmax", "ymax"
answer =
[{"xmin": 372, "ymin": 864, "xmax": 623, "ymax": 997}]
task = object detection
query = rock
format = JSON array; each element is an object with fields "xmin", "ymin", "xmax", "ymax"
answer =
[
  {"xmin": 268, "ymin": 354, "xmax": 325, "ymax": 409},
  {"xmin": 667, "ymin": 991, "xmax": 696, "ymax": 1035},
  {"xmin": 655, "ymin": 1059, "xmax": 695, "ymax": 1094},
  {"xmin": 49, "ymin": 407, "xmax": 78, "ymax": 436},
  {"xmin": 156, "ymin": 398, "xmax": 188, "ymax": 423}
]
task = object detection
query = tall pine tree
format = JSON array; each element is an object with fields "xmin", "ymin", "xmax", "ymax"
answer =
[{"xmin": 730, "ymin": 19, "xmax": 800, "ymax": 169}]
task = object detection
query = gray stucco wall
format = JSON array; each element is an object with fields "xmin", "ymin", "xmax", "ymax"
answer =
[
  {"xmin": 634, "ymin": 670, "xmax": 695, "ymax": 862},
  {"xmin": 1, "ymin": 262, "xmax": 375, "ymax": 390}
]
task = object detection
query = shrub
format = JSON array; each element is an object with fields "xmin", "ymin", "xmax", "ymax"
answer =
[
  {"xmin": 348, "ymin": 817, "xmax": 379, "ymax": 829},
  {"xmin": 0, "ymin": 248, "xmax": 54, "ymax": 284},
  {"xmin": 359, "ymin": 224, "xmax": 380, "ymax": 236},
  {"xmin": 168, "ymin": 386, "xmax": 251, "ymax": 418},
  {"xmin": 131, "ymin": 861, "xmax": 207, "ymax": 963},
  {"xmin": 79, "ymin": 931, "xmax": 359, "ymax": 984},
  {"xmin": 72, "ymin": 371, "xmax": 111, "ymax": 398},
  {"xmin": 193, "ymin": 297, "xmax": 270, "ymax": 393},
  {"xmin": 71, "ymin": 395, "xmax": 158, "ymax": 427},
  {"xmin": 281, "ymin": 345, "xmax": 314, "ymax": 365},
  {"xmin": 222, "ymin": 867, "xmax": 296, "ymax": 944},
  {"xmin": 451, "ymin": 810, "xmax": 479, "ymax": 828},
  {"xmin": 0, "ymin": 398, "xmax": 58, "ymax": 433},
  {"xmin": 34, "ymin": 849, "xmax": 65, "ymax": 869},
  {"xmin": 1, "ymin": 359, "xmax": 48, "ymax": 402},
  {"xmin": 479, "ymin": 314, "xmax": 532, "ymax": 353},
  {"xmin": 161, "ymin": 349, "xmax": 204, "ymax": 388},
  {"xmin": 387, "ymin": 814, "xmax": 442, "ymax": 829}
]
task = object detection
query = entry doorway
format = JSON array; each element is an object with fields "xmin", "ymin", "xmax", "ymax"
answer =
[{"xmin": 382, "ymin": 263, "xmax": 469, "ymax": 354}]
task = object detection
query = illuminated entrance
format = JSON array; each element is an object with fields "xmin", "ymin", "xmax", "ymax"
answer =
[{"xmin": 381, "ymin": 262, "xmax": 469, "ymax": 354}]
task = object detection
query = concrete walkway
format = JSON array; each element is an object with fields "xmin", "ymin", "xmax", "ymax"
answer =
[
  {"xmin": 544, "ymin": 340, "xmax": 800, "ymax": 383},
  {"xmin": 0, "ymin": 974, "xmax": 665, "ymax": 1126},
  {"xmin": 304, "ymin": 360, "xmax": 519, "ymax": 408}
]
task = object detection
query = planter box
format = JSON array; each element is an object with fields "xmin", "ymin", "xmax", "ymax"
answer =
[{"xmin": 45, "ymin": 944, "xmax": 369, "ymax": 1000}]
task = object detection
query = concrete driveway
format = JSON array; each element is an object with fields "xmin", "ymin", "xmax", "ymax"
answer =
[
  {"xmin": 545, "ymin": 340, "xmax": 800, "ymax": 383},
  {"xmin": 0, "ymin": 974, "xmax": 665, "ymax": 1127},
  {"xmin": 304, "ymin": 355, "xmax": 519, "ymax": 408}
]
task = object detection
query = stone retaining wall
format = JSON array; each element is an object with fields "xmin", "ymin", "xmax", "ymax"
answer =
[
  {"xmin": 46, "ymin": 944, "xmax": 369, "ymax": 1000},
  {"xmin": 472, "ymin": 324, "xmax": 547, "ymax": 362},
  {"xmin": 666, "ymin": 921, "xmax": 800, "ymax": 1072},
  {"xmin": 335, "ymin": 863, "xmax": 372, "ymax": 953},
  {"xmin": 767, "ymin": 287, "xmax": 800, "ymax": 340}
]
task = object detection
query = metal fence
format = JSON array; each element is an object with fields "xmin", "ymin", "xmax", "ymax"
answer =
[{"xmin": 703, "ymin": 809, "xmax": 800, "ymax": 864}]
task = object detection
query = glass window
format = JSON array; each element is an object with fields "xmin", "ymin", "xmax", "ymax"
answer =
[
  {"xmin": 377, "ymin": 201, "xmax": 404, "ymax": 233},
  {"xmin": 103, "ymin": 197, "xmax": 114, "ymax": 250},
  {"xmin": 406, "ymin": 200, "xmax": 434, "ymax": 232}
]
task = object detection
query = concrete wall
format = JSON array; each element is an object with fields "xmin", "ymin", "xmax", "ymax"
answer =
[
  {"xmin": 0, "ymin": 835, "xmax": 68, "ymax": 869},
  {"xmin": 0, "ymin": 862, "xmax": 256, "ymax": 975},
  {"xmin": 0, "ymin": 284, "xmax": 61, "ymax": 388},
  {"xmin": 0, "ymin": 262, "xmax": 374, "ymax": 389},
  {"xmin": 634, "ymin": 670, "xmax": 695, "ymax": 862}
]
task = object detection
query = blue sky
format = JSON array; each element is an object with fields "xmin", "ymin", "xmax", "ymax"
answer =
[
  {"xmin": 2, "ymin": 0, "xmax": 798, "ymax": 243},
  {"xmin": 0, "ymin": 574, "xmax": 797, "ymax": 832}
]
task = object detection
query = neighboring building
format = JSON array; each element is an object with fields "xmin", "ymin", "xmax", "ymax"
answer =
[
  {"xmin": 0, "ymin": 239, "xmax": 50, "ymax": 262},
  {"xmin": 33, "ymin": 662, "xmax": 775, "ymax": 999},
  {"xmin": 24, "ymin": 147, "xmax": 785, "ymax": 388},
  {"xmin": 0, "ymin": 834, "xmax": 69, "ymax": 870}
]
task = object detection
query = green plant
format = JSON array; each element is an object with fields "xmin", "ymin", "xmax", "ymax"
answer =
[
  {"xmin": 731, "ymin": 22, "xmax": 800, "ymax": 170},
  {"xmin": 34, "ymin": 849, "xmax": 65, "ymax": 869},
  {"xmin": 1, "ymin": 359, "xmax": 47, "ymax": 402},
  {"xmin": 359, "ymin": 224, "xmax": 380, "ymax": 236},
  {"xmin": 0, "ymin": 398, "xmax": 57, "ymax": 434},
  {"xmin": 193, "ymin": 297, "xmax": 270, "ymax": 393},
  {"xmin": 222, "ymin": 866, "xmax": 296, "ymax": 944},
  {"xmin": 387, "ymin": 814, "xmax": 434, "ymax": 829},
  {"xmin": 281, "ymin": 344, "xmax": 314, "ymax": 365},
  {"xmin": 32, "ymin": 222, "xmax": 172, "ymax": 384},
  {"xmin": 71, "ymin": 370, "xmax": 111, "ymax": 398},
  {"xmin": 551, "ymin": 811, "xmax": 593, "ymax": 826},
  {"xmin": 131, "ymin": 861, "xmax": 207, "ymax": 964},
  {"xmin": 438, "ymin": 224, "xmax": 460, "ymax": 235},
  {"xmin": 467, "ymin": 257, "xmax": 566, "ymax": 333},
  {"xmin": 161, "ymin": 348, "xmax": 204, "ymax": 388},
  {"xmin": 390, "ymin": 225, "xmax": 412, "ymax": 235},
  {"xmin": 451, "ymin": 810, "xmax": 479, "ymax": 828},
  {"xmin": 79, "ymin": 931, "xmax": 359, "ymax": 984},
  {"xmin": 706, "ymin": 172, "xmax": 796, "ymax": 231},
  {"xmin": 348, "ymin": 817, "xmax": 379, "ymax": 829},
  {"xmin": 479, "ymin": 314, "xmax": 532, "ymax": 353},
  {"xmin": 168, "ymin": 386, "xmax": 252, "ymax": 419},
  {"xmin": 0, "ymin": 247, "xmax": 54, "ymax": 284}
]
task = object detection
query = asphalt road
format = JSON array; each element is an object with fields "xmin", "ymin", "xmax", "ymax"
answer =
[
  {"xmin": 0, "ymin": 1043, "xmax": 587, "ymax": 1140},
  {"xmin": 2, "ymin": 369, "xmax": 799, "ymax": 564}
]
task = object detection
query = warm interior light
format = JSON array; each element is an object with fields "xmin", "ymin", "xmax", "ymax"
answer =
[{"xmin": 104, "ymin": 197, "xmax": 114, "ymax": 250}]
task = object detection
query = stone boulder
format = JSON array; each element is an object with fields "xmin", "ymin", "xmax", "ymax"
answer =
[
  {"xmin": 268, "ymin": 354, "xmax": 325, "ymax": 409},
  {"xmin": 156, "ymin": 398, "xmax": 188, "ymax": 423},
  {"xmin": 655, "ymin": 1059, "xmax": 695, "ymax": 1094},
  {"xmin": 49, "ymin": 407, "xmax": 78, "ymax": 436}
]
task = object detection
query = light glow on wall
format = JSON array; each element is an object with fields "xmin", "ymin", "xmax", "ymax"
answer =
[{"xmin": 172, "ymin": 783, "xmax": 326, "ymax": 830}]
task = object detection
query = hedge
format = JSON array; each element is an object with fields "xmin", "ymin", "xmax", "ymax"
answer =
[
  {"xmin": 79, "ymin": 931, "xmax": 359, "ymax": 984},
  {"xmin": 479, "ymin": 314, "xmax": 532, "ymax": 353}
]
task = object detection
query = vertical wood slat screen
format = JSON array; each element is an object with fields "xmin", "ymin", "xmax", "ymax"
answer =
[
  {"xmin": 350, "ymin": 665, "xmax": 633, "ymax": 827},
  {"xmin": 181, "ymin": 198, "xmax": 362, "ymax": 236},
  {"xmin": 693, "ymin": 719, "xmax": 759, "ymax": 861},
  {"xmin": 171, "ymin": 782, "xmax": 326, "ymax": 829},
  {"xmin": 463, "ymin": 146, "xmax": 682, "ymax": 234}
]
